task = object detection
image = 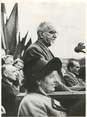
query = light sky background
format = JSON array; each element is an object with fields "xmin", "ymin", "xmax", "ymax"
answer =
[{"xmin": 2, "ymin": 0, "xmax": 86, "ymax": 59}]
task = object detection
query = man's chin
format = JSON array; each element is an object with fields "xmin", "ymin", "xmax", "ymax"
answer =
[
  {"xmin": 50, "ymin": 88, "xmax": 55, "ymax": 92},
  {"xmin": 47, "ymin": 89, "xmax": 55, "ymax": 93}
]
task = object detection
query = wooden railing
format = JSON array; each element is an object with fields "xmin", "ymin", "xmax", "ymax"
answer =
[
  {"xmin": 16, "ymin": 91, "xmax": 86, "ymax": 116},
  {"xmin": 48, "ymin": 91, "xmax": 85, "ymax": 116}
]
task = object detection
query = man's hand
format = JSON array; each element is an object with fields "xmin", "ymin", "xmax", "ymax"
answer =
[{"xmin": 74, "ymin": 42, "xmax": 86, "ymax": 53}]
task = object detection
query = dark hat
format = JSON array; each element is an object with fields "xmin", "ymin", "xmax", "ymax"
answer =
[{"xmin": 30, "ymin": 57, "xmax": 62, "ymax": 80}]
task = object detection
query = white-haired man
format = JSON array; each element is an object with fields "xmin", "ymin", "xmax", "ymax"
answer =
[{"xmin": 24, "ymin": 22, "xmax": 57, "ymax": 65}]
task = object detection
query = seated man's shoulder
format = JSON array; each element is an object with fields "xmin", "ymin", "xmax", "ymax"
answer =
[
  {"xmin": 64, "ymin": 74, "xmax": 71, "ymax": 79},
  {"xmin": 64, "ymin": 72, "xmax": 74, "ymax": 79}
]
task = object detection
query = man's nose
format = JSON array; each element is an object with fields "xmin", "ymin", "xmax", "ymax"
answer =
[
  {"xmin": 15, "ymin": 72, "xmax": 19, "ymax": 78},
  {"xmin": 53, "ymin": 34, "xmax": 57, "ymax": 38},
  {"xmin": 77, "ymin": 67, "xmax": 80, "ymax": 71},
  {"xmin": 54, "ymin": 76, "xmax": 59, "ymax": 82}
]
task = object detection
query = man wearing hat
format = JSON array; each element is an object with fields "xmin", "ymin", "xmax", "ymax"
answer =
[
  {"xmin": 24, "ymin": 21, "xmax": 57, "ymax": 65},
  {"xmin": 18, "ymin": 57, "xmax": 67, "ymax": 117}
]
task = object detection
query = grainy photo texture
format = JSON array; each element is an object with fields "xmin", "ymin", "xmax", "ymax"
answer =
[{"xmin": 1, "ymin": 1, "xmax": 86, "ymax": 116}]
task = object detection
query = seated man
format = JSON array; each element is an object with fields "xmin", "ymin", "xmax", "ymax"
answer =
[
  {"xmin": 2, "ymin": 64, "xmax": 20, "ymax": 116},
  {"xmin": 64, "ymin": 60, "xmax": 85, "ymax": 90}
]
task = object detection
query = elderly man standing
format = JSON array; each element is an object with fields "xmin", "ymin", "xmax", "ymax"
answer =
[
  {"xmin": 24, "ymin": 21, "xmax": 57, "ymax": 65},
  {"xmin": 24, "ymin": 21, "xmax": 71, "ymax": 92}
]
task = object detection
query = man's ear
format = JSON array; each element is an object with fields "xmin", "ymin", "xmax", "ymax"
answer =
[
  {"xmin": 4, "ymin": 70, "xmax": 8, "ymax": 77},
  {"xmin": 39, "ymin": 31, "xmax": 44, "ymax": 38},
  {"xmin": 69, "ymin": 66, "xmax": 73, "ymax": 72}
]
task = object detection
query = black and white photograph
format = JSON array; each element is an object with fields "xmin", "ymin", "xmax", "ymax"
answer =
[{"xmin": 1, "ymin": 0, "xmax": 86, "ymax": 116}]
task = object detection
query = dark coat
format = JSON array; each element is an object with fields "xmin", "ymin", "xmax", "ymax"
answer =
[
  {"xmin": 24, "ymin": 40, "xmax": 54, "ymax": 65},
  {"xmin": 2, "ymin": 78, "xmax": 19, "ymax": 116},
  {"xmin": 64, "ymin": 71, "xmax": 85, "ymax": 87}
]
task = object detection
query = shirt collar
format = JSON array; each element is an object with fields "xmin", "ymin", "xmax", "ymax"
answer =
[
  {"xmin": 37, "ymin": 40, "xmax": 49, "ymax": 50},
  {"xmin": 67, "ymin": 71, "xmax": 76, "ymax": 78},
  {"xmin": 37, "ymin": 86, "xmax": 48, "ymax": 96}
]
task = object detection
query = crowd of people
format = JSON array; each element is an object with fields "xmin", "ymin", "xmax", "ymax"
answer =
[
  {"xmin": 1, "ymin": 22, "xmax": 86, "ymax": 116},
  {"xmin": 2, "ymin": 54, "xmax": 24, "ymax": 116}
]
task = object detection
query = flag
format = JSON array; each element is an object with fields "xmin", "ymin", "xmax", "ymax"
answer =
[
  {"xmin": 22, "ymin": 38, "xmax": 32, "ymax": 60},
  {"xmin": 18, "ymin": 32, "xmax": 21, "ymax": 43},
  {"xmin": 24, "ymin": 38, "xmax": 32, "ymax": 51},
  {"xmin": 5, "ymin": 3, "xmax": 18, "ymax": 55},
  {"xmin": 13, "ymin": 32, "xmax": 28, "ymax": 59},
  {"xmin": 1, "ymin": 3, "xmax": 9, "ymax": 54}
]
